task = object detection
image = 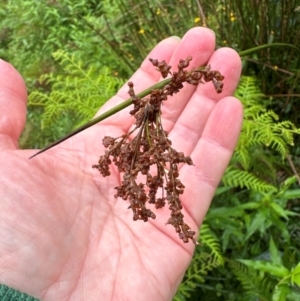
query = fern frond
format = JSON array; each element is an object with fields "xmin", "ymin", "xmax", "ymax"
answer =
[
  {"xmin": 200, "ymin": 223, "xmax": 224, "ymax": 264},
  {"xmin": 28, "ymin": 50, "xmax": 124, "ymax": 130},
  {"xmin": 222, "ymin": 167, "xmax": 277, "ymax": 192},
  {"xmin": 233, "ymin": 146, "xmax": 251, "ymax": 170},
  {"xmin": 173, "ymin": 226, "xmax": 224, "ymax": 300},
  {"xmin": 174, "ymin": 252, "xmax": 221, "ymax": 301},
  {"xmin": 234, "ymin": 76, "xmax": 265, "ymax": 105},
  {"xmin": 234, "ymin": 76, "xmax": 299, "ymax": 158},
  {"xmin": 229, "ymin": 259, "xmax": 276, "ymax": 301}
]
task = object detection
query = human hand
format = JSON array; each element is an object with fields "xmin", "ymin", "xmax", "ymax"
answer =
[{"xmin": 0, "ymin": 27, "xmax": 242, "ymax": 301}]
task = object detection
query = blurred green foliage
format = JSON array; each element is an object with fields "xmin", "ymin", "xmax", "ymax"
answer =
[
  {"xmin": 1, "ymin": 0, "xmax": 300, "ymax": 300},
  {"xmin": 0, "ymin": 0, "xmax": 126, "ymax": 85}
]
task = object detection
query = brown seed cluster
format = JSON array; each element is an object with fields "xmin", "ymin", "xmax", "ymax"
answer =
[{"xmin": 92, "ymin": 57, "xmax": 224, "ymax": 244}]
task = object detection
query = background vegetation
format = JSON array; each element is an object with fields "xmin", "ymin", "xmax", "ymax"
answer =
[{"xmin": 1, "ymin": 0, "xmax": 300, "ymax": 300}]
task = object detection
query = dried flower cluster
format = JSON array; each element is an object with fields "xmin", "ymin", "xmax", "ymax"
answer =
[{"xmin": 92, "ymin": 57, "xmax": 224, "ymax": 244}]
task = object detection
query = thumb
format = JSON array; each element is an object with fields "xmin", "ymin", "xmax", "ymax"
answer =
[{"xmin": 0, "ymin": 59, "xmax": 27, "ymax": 150}]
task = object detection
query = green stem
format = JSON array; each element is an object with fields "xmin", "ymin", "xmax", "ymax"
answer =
[
  {"xmin": 29, "ymin": 78, "xmax": 170, "ymax": 159},
  {"xmin": 29, "ymin": 42, "xmax": 299, "ymax": 159},
  {"xmin": 238, "ymin": 43, "xmax": 299, "ymax": 56}
]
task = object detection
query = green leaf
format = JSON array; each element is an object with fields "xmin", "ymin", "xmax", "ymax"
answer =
[
  {"xmin": 280, "ymin": 188, "xmax": 300, "ymax": 200},
  {"xmin": 206, "ymin": 206, "xmax": 245, "ymax": 219},
  {"xmin": 291, "ymin": 263, "xmax": 300, "ymax": 286},
  {"xmin": 269, "ymin": 237, "xmax": 282, "ymax": 266},
  {"xmin": 238, "ymin": 260, "xmax": 290, "ymax": 278},
  {"xmin": 245, "ymin": 210, "xmax": 268, "ymax": 240},
  {"xmin": 270, "ymin": 202, "xmax": 297, "ymax": 220},
  {"xmin": 236, "ymin": 202, "xmax": 261, "ymax": 210},
  {"xmin": 279, "ymin": 176, "xmax": 298, "ymax": 192},
  {"xmin": 214, "ymin": 186, "xmax": 233, "ymax": 196},
  {"xmin": 272, "ymin": 284, "xmax": 290, "ymax": 301}
]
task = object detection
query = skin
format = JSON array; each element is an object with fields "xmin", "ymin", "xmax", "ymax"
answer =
[{"xmin": 0, "ymin": 27, "xmax": 243, "ymax": 301}]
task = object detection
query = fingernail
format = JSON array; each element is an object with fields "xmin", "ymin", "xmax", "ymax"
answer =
[{"xmin": 169, "ymin": 36, "xmax": 181, "ymax": 41}]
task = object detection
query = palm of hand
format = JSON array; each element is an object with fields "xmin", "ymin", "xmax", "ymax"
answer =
[{"xmin": 0, "ymin": 28, "xmax": 242, "ymax": 301}]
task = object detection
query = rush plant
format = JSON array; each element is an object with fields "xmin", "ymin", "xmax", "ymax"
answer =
[{"xmin": 30, "ymin": 56, "xmax": 224, "ymax": 243}]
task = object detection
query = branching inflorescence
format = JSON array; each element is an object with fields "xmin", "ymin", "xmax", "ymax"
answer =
[{"xmin": 92, "ymin": 57, "xmax": 224, "ymax": 244}]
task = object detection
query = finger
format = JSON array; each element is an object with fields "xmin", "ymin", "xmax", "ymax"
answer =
[
  {"xmin": 0, "ymin": 60, "xmax": 27, "ymax": 150},
  {"xmin": 180, "ymin": 96, "xmax": 243, "ymax": 225},
  {"xmin": 167, "ymin": 47, "xmax": 242, "ymax": 155},
  {"xmin": 96, "ymin": 36, "xmax": 180, "ymax": 130},
  {"xmin": 97, "ymin": 27, "xmax": 216, "ymax": 132},
  {"xmin": 196, "ymin": 47, "xmax": 242, "ymax": 100},
  {"xmin": 159, "ymin": 27, "xmax": 216, "ymax": 126}
]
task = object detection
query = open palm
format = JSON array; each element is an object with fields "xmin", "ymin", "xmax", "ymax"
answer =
[{"xmin": 0, "ymin": 28, "xmax": 242, "ymax": 301}]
